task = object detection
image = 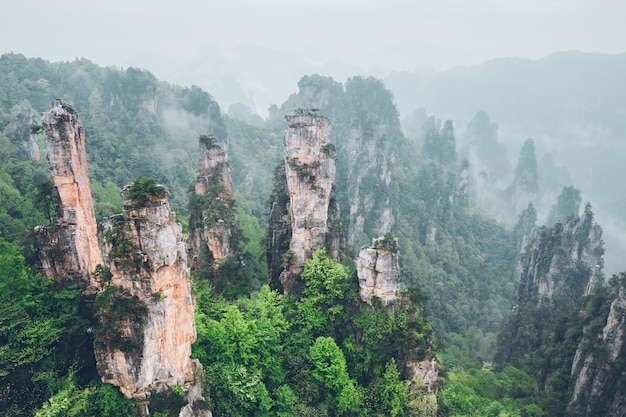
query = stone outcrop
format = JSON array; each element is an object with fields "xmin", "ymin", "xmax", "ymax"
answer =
[
  {"xmin": 34, "ymin": 101, "xmax": 208, "ymax": 416},
  {"xmin": 497, "ymin": 203, "xmax": 604, "ymax": 364},
  {"xmin": 279, "ymin": 109, "xmax": 336, "ymax": 293},
  {"xmin": 356, "ymin": 235, "xmax": 400, "ymax": 305},
  {"xmin": 189, "ymin": 135, "xmax": 237, "ymax": 268},
  {"xmin": 356, "ymin": 235, "xmax": 439, "ymax": 393},
  {"xmin": 567, "ymin": 281, "xmax": 626, "ymax": 417},
  {"xmin": 344, "ymin": 123, "xmax": 395, "ymax": 246},
  {"xmin": 96, "ymin": 189, "xmax": 206, "ymax": 415},
  {"xmin": 35, "ymin": 100, "xmax": 103, "ymax": 288},
  {"xmin": 12, "ymin": 109, "xmax": 40, "ymax": 161}
]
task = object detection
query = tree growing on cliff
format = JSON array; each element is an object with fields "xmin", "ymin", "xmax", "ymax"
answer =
[{"xmin": 126, "ymin": 176, "xmax": 167, "ymax": 206}]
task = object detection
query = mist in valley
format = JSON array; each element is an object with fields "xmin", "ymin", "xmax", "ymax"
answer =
[{"xmin": 2, "ymin": 1, "xmax": 626, "ymax": 416}]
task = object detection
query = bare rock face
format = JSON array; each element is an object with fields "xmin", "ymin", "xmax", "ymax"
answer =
[
  {"xmin": 12, "ymin": 109, "xmax": 40, "ymax": 161},
  {"xmin": 356, "ymin": 235, "xmax": 400, "ymax": 305},
  {"xmin": 33, "ymin": 101, "xmax": 208, "ymax": 416},
  {"xmin": 35, "ymin": 100, "xmax": 102, "ymax": 287},
  {"xmin": 97, "ymin": 190, "xmax": 209, "ymax": 415},
  {"xmin": 568, "ymin": 282, "xmax": 626, "ymax": 417},
  {"xmin": 281, "ymin": 109, "xmax": 336, "ymax": 292},
  {"xmin": 189, "ymin": 135, "xmax": 236, "ymax": 267},
  {"xmin": 345, "ymin": 124, "xmax": 395, "ymax": 246}
]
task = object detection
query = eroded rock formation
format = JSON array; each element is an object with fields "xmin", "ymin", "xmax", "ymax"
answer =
[
  {"xmin": 96, "ymin": 188, "xmax": 206, "ymax": 415},
  {"xmin": 568, "ymin": 281, "xmax": 626, "ymax": 417},
  {"xmin": 497, "ymin": 203, "xmax": 604, "ymax": 365},
  {"xmin": 356, "ymin": 235, "xmax": 439, "ymax": 393},
  {"xmin": 280, "ymin": 109, "xmax": 336, "ymax": 293},
  {"xmin": 34, "ymin": 101, "xmax": 208, "ymax": 416},
  {"xmin": 35, "ymin": 100, "xmax": 103, "ymax": 288},
  {"xmin": 356, "ymin": 235, "xmax": 400, "ymax": 305},
  {"xmin": 189, "ymin": 135, "xmax": 237, "ymax": 268}
]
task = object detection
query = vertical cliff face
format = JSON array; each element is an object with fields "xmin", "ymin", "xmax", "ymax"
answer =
[
  {"xmin": 356, "ymin": 235, "xmax": 400, "ymax": 305},
  {"xmin": 567, "ymin": 281, "xmax": 626, "ymax": 417},
  {"xmin": 35, "ymin": 100, "xmax": 102, "ymax": 288},
  {"xmin": 97, "ymin": 191, "xmax": 195, "ymax": 397},
  {"xmin": 97, "ymin": 188, "xmax": 208, "ymax": 415},
  {"xmin": 280, "ymin": 109, "xmax": 336, "ymax": 292},
  {"xmin": 34, "ymin": 101, "xmax": 207, "ymax": 416},
  {"xmin": 344, "ymin": 124, "xmax": 396, "ymax": 246},
  {"xmin": 12, "ymin": 109, "xmax": 40, "ymax": 161},
  {"xmin": 189, "ymin": 135, "xmax": 237, "ymax": 268},
  {"xmin": 497, "ymin": 203, "xmax": 604, "ymax": 364}
]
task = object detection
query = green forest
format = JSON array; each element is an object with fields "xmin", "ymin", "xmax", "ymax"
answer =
[{"xmin": 0, "ymin": 53, "xmax": 624, "ymax": 417}]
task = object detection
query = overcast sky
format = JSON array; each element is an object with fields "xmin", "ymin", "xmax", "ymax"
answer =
[{"xmin": 2, "ymin": 0, "xmax": 625, "ymax": 74}]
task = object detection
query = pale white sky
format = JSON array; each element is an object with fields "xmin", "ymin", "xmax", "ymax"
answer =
[{"xmin": 2, "ymin": 0, "xmax": 625, "ymax": 72}]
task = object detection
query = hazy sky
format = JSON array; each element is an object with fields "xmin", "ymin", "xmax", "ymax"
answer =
[{"xmin": 3, "ymin": 0, "xmax": 625, "ymax": 73}]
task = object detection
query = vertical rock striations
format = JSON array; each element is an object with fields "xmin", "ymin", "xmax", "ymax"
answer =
[
  {"xmin": 497, "ymin": 203, "xmax": 604, "ymax": 364},
  {"xmin": 567, "ymin": 279, "xmax": 626, "ymax": 417},
  {"xmin": 35, "ymin": 99, "xmax": 103, "ymax": 288},
  {"xmin": 356, "ymin": 235, "xmax": 439, "ymax": 396},
  {"xmin": 96, "ymin": 187, "xmax": 204, "ymax": 413},
  {"xmin": 189, "ymin": 135, "xmax": 237, "ymax": 270},
  {"xmin": 34, "ymin": 101, "xmax": 208, "ymax": 416},
  {"xmin": 280, "ymin": 109, "xmax": 336, "ymax": 293},
  {"xmin": 356, "ymin": 235, "xmax": 400, "ymax": 305}
]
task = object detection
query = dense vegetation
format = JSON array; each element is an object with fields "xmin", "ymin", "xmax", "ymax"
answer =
[{"xmin": 0, "ymin": 53, "xmax": 622, "ymax": 416}]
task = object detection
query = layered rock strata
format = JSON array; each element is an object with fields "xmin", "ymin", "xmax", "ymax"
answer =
[
  {"xmin": 34, "ymin": 101, "xmax": 208, "ymax": 416},
  {"xmin": 189, "ymin": 135, "xmax": 236, "ymax": 267},
  {"xmin": 35, "ymin": 100, "xmax": 103, "ymax": 287},
  {"xmin": 280, "ymin": 109, "xmax": 336, "ymax": 292},
  {"xmin": 356, "ymin": 235, "xmax": 400, "ymax": 305},
  {"xmin": 96, "ymin": 190, "xmax": 201, "ymax": 408}
]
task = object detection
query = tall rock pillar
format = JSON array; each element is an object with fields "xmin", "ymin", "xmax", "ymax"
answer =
[
  {"xmin": 281, "ymin": 109, "xmax": 336, "ymax": 293},
  {"xmin": 97, "ymin": 186, "xmax": 209, "ymax": 416},
  {"xmin": 35, "ymin": 99, "xmax": 102, "ymax": 287},
  {"xmin": 189, "ymin": 135, "xmax": 236, "ymax": 266}
]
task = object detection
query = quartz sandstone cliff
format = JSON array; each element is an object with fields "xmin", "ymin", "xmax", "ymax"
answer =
[
  {"xmin": 34, "ymin": 101, "xmax": 207, "ymax": 416},
  {"xmin": 356, "ymin": 235, "xmax": 439, "ymax": 394},
  {"xmin": 35, "ymin": 100, "xmax": 103, "ymax": 287},
  {"xmin": 97, "ymin": 189, "xmax": 207, "ymax": 415},
  {"xmin": 189, "ymin": 135, "xmax": 236, "ymax": 269},
  {"xmin": 567, "ymin": 281, "xmax": 626, "ymax": 417},
  {"xmin": 279, "ymin": 109, "xmax": 336, "ymax": 293},
  {"xmin": 356, "ymin": 235, "xmax": 400, "ymax": 305},
  {"xmin": 497, "ymin": 203, "xmax": 604, "ymax": 367}
]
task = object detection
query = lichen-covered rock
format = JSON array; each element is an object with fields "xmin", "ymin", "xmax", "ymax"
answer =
[
  {"xmin": 356, "ymin": 235, "xmax": 400, "ymax": 305},
  {"xmin": 35, "ymin": 100, "xmax": 102, "ymax": 288}
]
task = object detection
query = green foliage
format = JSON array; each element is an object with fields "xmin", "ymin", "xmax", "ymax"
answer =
[
  {"xmin": 94, "ymin": 285, "xmax": 148, "ymax": 353},
  {"xmin": 0, "ymin": 237, "xmax": 90, "ymax": 416},
  {"xmin": 309, "ymin": 336, "xmax": 360, "ymax": 415},
  {"xmin": 126, "ymin": 176, "xmax": 166, "ymax": 207},
  {"xmin": 35, "ymin": 376, "xmax": 133, "ymax": 417}
]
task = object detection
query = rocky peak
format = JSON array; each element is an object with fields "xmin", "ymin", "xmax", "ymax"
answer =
[
  {"xmin": 356, "ymin": 235, "xmax": 400, "ymax": 305},
  {"xmin": 189, "ymin": 135, "xmax": 237, "ymax": 271},
  {"xmin": 497, "ymin": 204, "xmax": 604, "ymax": 364},
  {"xmin": 568, "ymin": 279, "xmax": 626, "ymax": 417},
  {"xmin": 96, "ymin": 186, "xmax": 204, "ymax": 413},
  {"xmin": 33, "ymin": 101, "xmax": 208, "ymax": 416},
  {"xmin": 279, "ymin": 109, "xmax": 336, "ymax": 293},
  {"xmin": 35, "ymin": 99, "xmax": 103, "ymax": 288}
]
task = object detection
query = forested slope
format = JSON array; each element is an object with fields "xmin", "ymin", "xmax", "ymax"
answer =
[{"xmin": 0, "ymin": 53, "xmax": 623, "ymax": 416}]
